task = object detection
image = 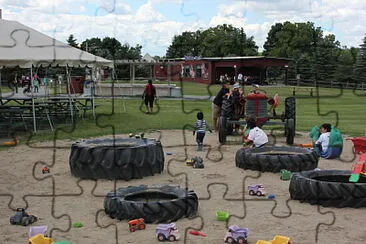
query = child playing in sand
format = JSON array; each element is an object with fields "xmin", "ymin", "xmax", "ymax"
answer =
[
  {"xmin": 193, "ymin": 112, "xmax": 212, "ymax": 151},
  {"xmin": 314, "ymin": 123, "xmax": 331, "ymax": 154},
  {"xmin": 243, "ymin": 118, "xmax": 268, "ymax": 148}
]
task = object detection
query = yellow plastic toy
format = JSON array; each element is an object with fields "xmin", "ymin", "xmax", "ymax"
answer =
[
  {"xmin": 28, "ymin": 234, "xmax": 54, "ymax": 244},
  {"xmin": 256, "ymin": 235, "xmax": 292, "ymax": 244}
]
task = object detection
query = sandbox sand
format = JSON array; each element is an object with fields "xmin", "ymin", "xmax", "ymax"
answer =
[{"xmin": 0, "ymin": 130, "xmax": 364, "ymax": 244}]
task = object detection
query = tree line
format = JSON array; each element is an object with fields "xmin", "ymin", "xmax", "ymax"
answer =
[{"xmin": 67, "ymin": 22, "xmax": 366, "ymax": 83}]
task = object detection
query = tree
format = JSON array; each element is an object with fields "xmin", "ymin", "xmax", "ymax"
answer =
[
  {"xmin": 353, "ymin": 35, "xmax": 366, "ymax": 83},
  {"xmin": 166, "ymin": 24, "xmax": 258, "ymax": 58},
  {"xmin": 335, "ymin": 47, "xmax": 358, "ymax": 82},
  {"xmin": 263, "ymin": 21, "xmax": 341, "ymax": 81},
  {"xmin": 67, "ymin": 34, "xmax": 78, "ymax": 48}
]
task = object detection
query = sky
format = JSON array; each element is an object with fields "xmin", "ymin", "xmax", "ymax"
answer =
[{"xmin": 0, "ymin": 0, "xmax": 365, "ymax": 57}]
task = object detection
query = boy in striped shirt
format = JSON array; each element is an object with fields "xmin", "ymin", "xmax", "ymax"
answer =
[{"xmin": 193, "ymin": 112, "xmax": 212, "ymax": 151}]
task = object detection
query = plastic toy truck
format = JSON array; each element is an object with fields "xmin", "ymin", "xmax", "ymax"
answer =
[
  {"xmin": 349, "ymin": 153, "xmax": 366, "ymax": 182},
  {"xmin": 256, "ymin": 235, "xmax": 292, "ymax": 244},
  {"xmin": 248, "ymin": 184, "xmax": 266, "ymax": 196},
  {"xmin": 42, "ymin": 167, "xmax": 50, "ymax": 174},
  {"xmin": 156, "ymin": 223, "xmax": 180, "ymax": 242},
  {"xmin": 128, "ymin": 218, "xmax": 146, "ymax": 232},
  {"xmin": 224, "ymin": 225, "xmax": 249, "ymax": 243},
  {"xmin": 28, "ymin": 234, "xmax": 53, "ymax": 244},
  {"xmin": 10, "ymin": 208, "xmax": 37, "ymax": 226}
]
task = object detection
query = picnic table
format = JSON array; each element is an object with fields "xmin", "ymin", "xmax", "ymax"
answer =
[{"xmin": 289, "ymin": 86, "xmax": 315, "ymax": 97}]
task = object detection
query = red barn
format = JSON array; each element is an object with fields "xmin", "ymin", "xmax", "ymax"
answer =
[{"xmin": 153, "ymin": 56, "xmax": 291, "ymax": 85}]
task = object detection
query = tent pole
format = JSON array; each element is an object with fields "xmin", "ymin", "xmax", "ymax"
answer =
[
  {"xmin": 0, "ymin": 68, "xmax": 2, "ymax": 99},
  {"xmin": 66, "ymin": 66, "xmax": 74, "ymax": 124},
  {"xmin": 31, "ymin": 66, "xmax": 37, "ymax": 133}
]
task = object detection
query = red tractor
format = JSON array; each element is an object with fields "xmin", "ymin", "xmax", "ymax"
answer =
[
  {"xmin": 128, "ymin": 218, "xmax": 146, "ymax": 232},
  {"xmin": 218, "ymin": 92, "xmax": 295, "ymax": 145}
]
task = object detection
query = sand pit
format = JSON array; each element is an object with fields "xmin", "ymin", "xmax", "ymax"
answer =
[{"xmin": 0, "ymin": 130, "xmax": 364, "ymax": 244}]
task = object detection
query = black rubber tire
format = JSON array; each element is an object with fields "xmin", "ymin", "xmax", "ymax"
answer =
[
  {"xmin": 285, "ymin": 97, "xmax": 296, "ymax": 119},
  {"xmin": 218, "ymin": 116, "xmax": 227, "ymax": 144},
  {"xmin": 69, "ymin": 138, "xmax": 164, "ymax": 180},
  {"xmin": 235, "ymin": 146, "xmax": 319, "ymax": 172},
  {"xmin": 285, "ymin": 118, "xmax": 295, "ymax": 145},
  {"xmin": 289, "ymin": 170, "xmax": 366, "ymax": 208},
  {"xmin": 104, "ymin": 185, "xmax": 199, "ymax": 223}
]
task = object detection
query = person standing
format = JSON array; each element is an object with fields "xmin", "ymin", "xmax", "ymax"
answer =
[
  {"xmin": 193, "ymin": 112, "xmax": 212, "ymax": 151},
  {"xmin": 142, "ymin": 79, "xmax": 157, "ymax": 114},
  {"xmin": 212, "ymin": 80, "xmax": 230, "ymax": 131}
]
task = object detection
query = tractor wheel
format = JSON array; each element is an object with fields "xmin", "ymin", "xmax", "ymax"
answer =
[
  {"xmin": 285, "ymin": 97, "xmax": 296, "ymax": 119},
  {"xmin": 104, "ymin": 185, "xmax": 198, "ymax": 223},
  {"xmin": 218, "ymin": 116, "xmax": 228, "ymax": 144},
  {"xmin": 130, "ymin": 227, "xmax": 135, "ymax": 232},
  {"xmin": 21, "ymin": 217, "xmax": 30, "ymax": 226},
  {"xmin": 9, "ymin": 217, "xmax": 16, "ymax": 225},
  {"xmin": 289, "ymin": 170, "xmax": 366, "ymax": 208},
  {"xmin": 256, "ymin": 191, "xmax": 262, "ymax": 196},
  {"xmin": 236, "ymin": 146, "xmax": 318, "ymax": 172},
  {"xmin": 285, "ymin": 118, "xmax": 295, "ymax": 145},
  {"xmin": 30, "ymin": 215, "xmax": 37, "ymax": 223},
  {"xmin": 69, "ymin": 138, "xmax": 164, "ymax": 180},
  {"xmin": 139, "ymin": 224, "xmax": 145, "ymax": 230}
]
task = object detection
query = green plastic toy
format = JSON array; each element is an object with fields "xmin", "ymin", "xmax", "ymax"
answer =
[
  {"xmin": 216, "ymin": 211, "xmax": 229, "ymax": 221},
  {"xmin": 72, "ymin": 222, "xmax": 84, "ymax": 228},
  {"xmin": 280, "ymin": 169, "xmax": 292, "ymax": 180}
]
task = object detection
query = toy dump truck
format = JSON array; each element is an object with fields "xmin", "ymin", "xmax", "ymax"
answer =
[
  {"xmin": 248, "ymin": 184, "xmax": 266, "ymax": 196},
  {"xmin": 156, "ymin": 223, "xmax": 180, "ymax": 241},
  {"xmin": 224, "ymin": 225, "xmax": 249, "ymax": 243},
  {"xmin": 256, "ymin": 235, "xmax": 292, "ymax": 244},
  {"xmin": 28, "ymin": 234, "xmax": 53, "ymax": 244},
  {"xmin": 10, "ymin": 208, "xmax": 37, "ymax": 226},
  {"xmin": 128, "ymin": 218, "xmax": 146, "ymax": 232}
]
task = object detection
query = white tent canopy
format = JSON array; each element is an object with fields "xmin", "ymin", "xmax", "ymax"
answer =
[{"xmin": 0, "ymin": 19, "xmax": 112, "ymax": 68}]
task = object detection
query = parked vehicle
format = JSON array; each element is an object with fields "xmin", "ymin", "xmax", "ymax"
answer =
[
  {"xmin": 218, "ymin": 93, "xmax": 295, "ymax": 145},
  {"xmin": 248, "ymin": 184, "xmax": 266, "ymax": 196},
  {"xmin": 224, "ymin": 225, "xmax": 249, "ymax": 243},
  {"xmin": 10, "ymin": 208, "xmax": 37, "ymax": 226},
  {"xmin": 156, "ymin": 223, "xmax": 180, "ymax": 242},
  {"xmin": 128, "ymin": 218, "xmax": 146, "ymax": 232}
]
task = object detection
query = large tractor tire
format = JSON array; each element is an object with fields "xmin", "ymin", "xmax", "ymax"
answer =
[
  {"xmin": 284, "ymin": 97, "xmax": 296, "ymax": 138},
  {"xmin": 69, "ymin": 138, "xmax": 164, "ymax": 180},
  {"xmin": 289, "ymin": 170, "xmax": 366, "ymax": 208},
  {"xmin": 235, "ymin": 146, "xmax": 318, "ymax": 172},
  {"xmin": 104, "ymin": 185, "xmax": 199, "ymax": 223},
  {"xmin": 285, "ymin": 118, "xmax": 295, "ymax": 145}
]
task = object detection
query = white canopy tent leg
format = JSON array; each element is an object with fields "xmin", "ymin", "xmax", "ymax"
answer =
[
  {"xmin": 0, "ymin": 68, "xmax": 2, "ymax": 99},
  {"xmin": 31, "ymin": 66, "xmax": 37, "ymax": 133},
  {"xmin": 65, "ymin": 66, "xmax": 74, "ymax": 124}
]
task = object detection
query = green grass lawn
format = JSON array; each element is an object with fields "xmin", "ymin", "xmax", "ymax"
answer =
[{"xmin": 15, "ymin": 82, "xmax": 366, "ymax": 142}]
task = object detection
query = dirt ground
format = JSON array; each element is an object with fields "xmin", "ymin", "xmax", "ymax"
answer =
[{"xmin": 0, "ymin": 130, "xmax": 365, "ymax": 244}]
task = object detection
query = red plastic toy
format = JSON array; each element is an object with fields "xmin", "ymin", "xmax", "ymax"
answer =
[
  {"xmin": 128, "ymin": 218, "xmax": 145, "ymax": 232},
  {"xmin": 347, "ymin": 137, "xmax": 366, "ymax": 154},
  {"xmin": 189, "ymin": 230, "xmax": 206, "ymax": 237},
  {"xmin": 42, "ymin": 167, "xmax": 50, "ymax": 174}
]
